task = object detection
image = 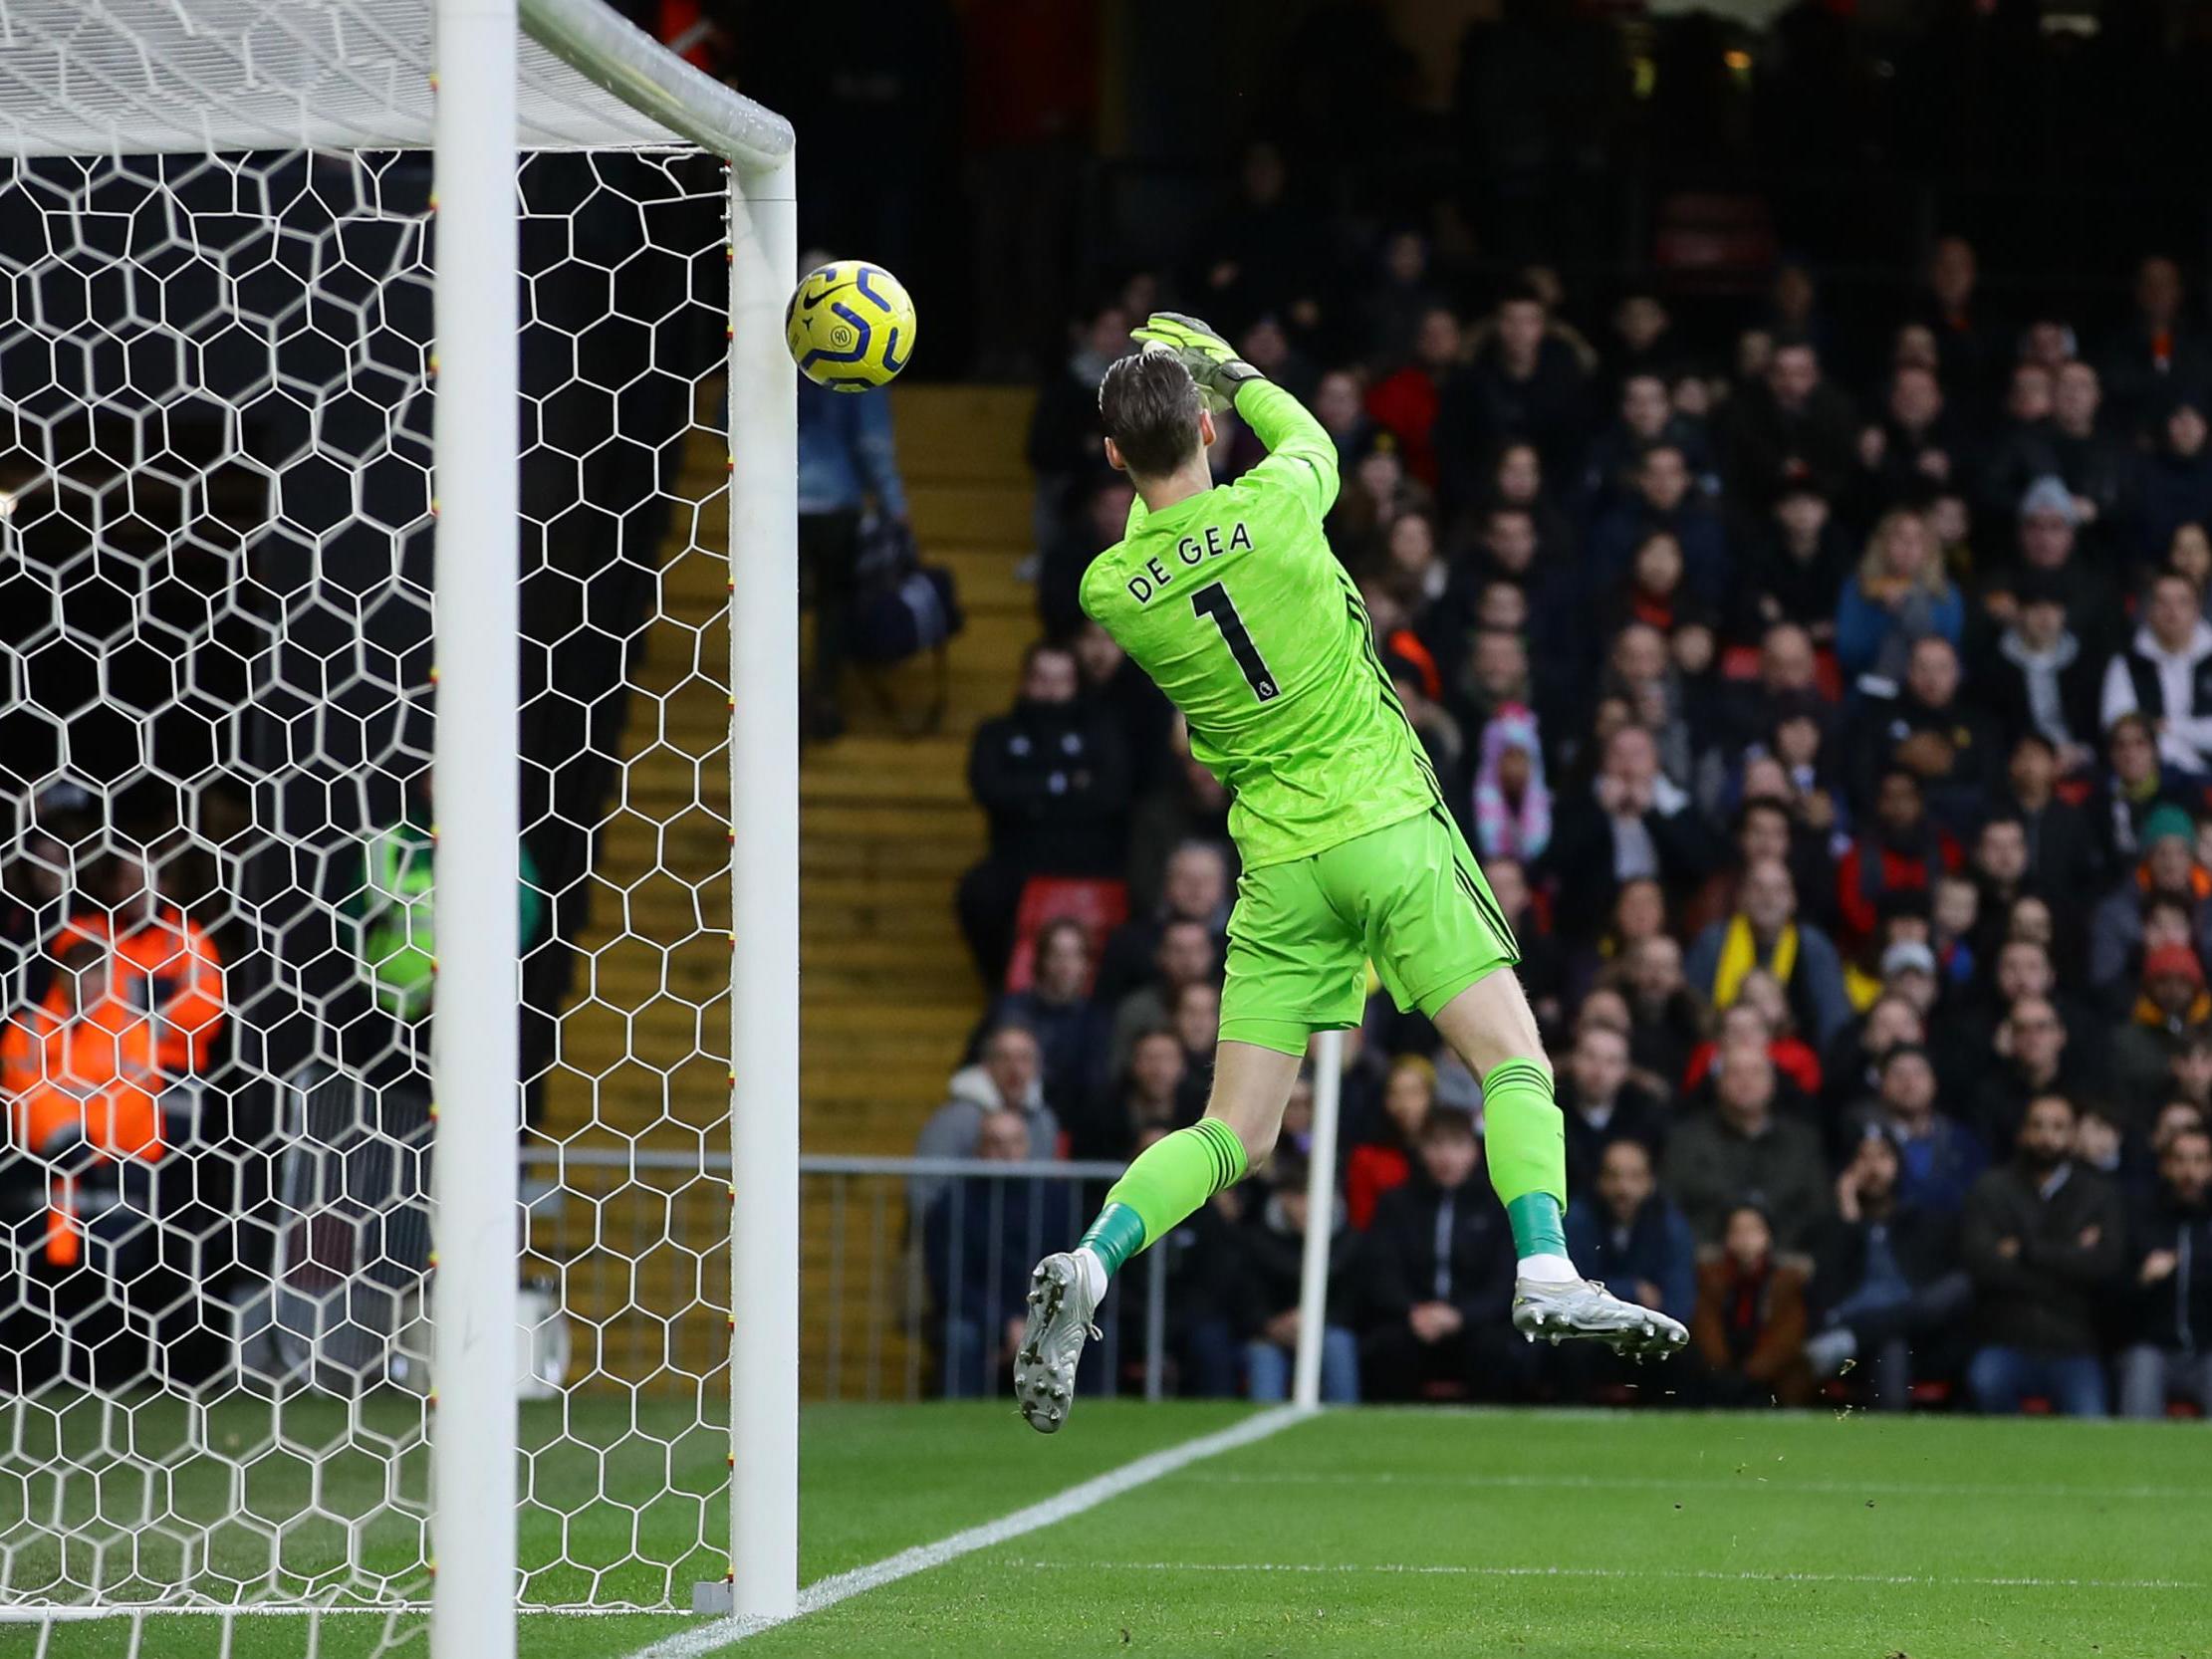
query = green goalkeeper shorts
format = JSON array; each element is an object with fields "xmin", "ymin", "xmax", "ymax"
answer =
[{"xmin": 1218, "ymin": 806, "xmax": 1521, "ymax": 1058}]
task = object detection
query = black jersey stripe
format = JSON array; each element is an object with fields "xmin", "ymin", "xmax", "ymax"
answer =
[{"xmin": 1341, "ymin": 591, "xmax": 1448, "ymax": 809}]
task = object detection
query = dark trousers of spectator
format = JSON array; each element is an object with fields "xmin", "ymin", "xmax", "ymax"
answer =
[
  {"xmin": 1361, "ymin": 1321, "xmax": 1538, "ymax": 1403},
  {"xmin": 800, "ymin": 508, "xmax": 860, "ymax": 737},
  {"xmin": 1825, "ymin": 1270, "xmax": 1973, "ymax": 1410},
  {"xmin": 1159, "ymin": 1313, "xmax": 1238, "ymax": 1399},
  {"xmin": 2116, "ymin": 1344, "xmax": 2212, "ymax": 1420},
  {"xmin": 1967, "ymin": 1344, "xmax": 2109, "ymax": 1416},
  {"xmin": 956, "ymin": 856, "xmax": 1029, "ymax": 988},
  {"xmin": 0, "ymin": 1160, "xmax": 158, "ymax": 1393},
  {"xmin": 938, "ymin": 1314, "xmax": 1003, "ymax": 1399}
]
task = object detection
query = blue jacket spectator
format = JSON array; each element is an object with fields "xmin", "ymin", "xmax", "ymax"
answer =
[
  {"xmin": 923, "ymin": 1106, "xmax": 1072, "ymax": 1397},
  {"xmin": 797, "ymin": 376, "xmax": 907, "ymax": 519},
  {"xmin": 795, "ymin": 375, "xmax": 906, "ymax": 739},
  {"xmin": 1685, "ymin": 857, "xmax": 1853, "ymax": 1049},
  {"xmin": 1566, "ymin": 1139, "xmax": 1697, "ymax": 1320},
  {"xmin": 1835, "ymin": 508, "xmax": 1964, "ymax": 683},
  {"xmin": 980, "ymin": 916, "xmax": 1112, "ymax": 1127},
  {"xmin": 1851, "ymin": 1045, "xmax": 1987, "ymax": 1215}
]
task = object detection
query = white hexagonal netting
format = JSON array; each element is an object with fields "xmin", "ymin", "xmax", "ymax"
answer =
[{"xmin": 0, "ymin": 0, "xmax": 791, "ymax": 1643}]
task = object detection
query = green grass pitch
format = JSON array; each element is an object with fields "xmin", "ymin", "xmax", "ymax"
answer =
[{"xmin": 13, "ymin": 1399, "xmax": 2208, "ymax": 1658}]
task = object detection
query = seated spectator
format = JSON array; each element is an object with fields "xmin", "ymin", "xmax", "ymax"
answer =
[
  {"xmin": 1971, "ymin": 995, "xmax": 2075, "ymax": 1152},
  {"xmin": 1071, "ymin": 1027, "xmax": 1190, "ymax": 1162},
  {"xmin": 2046, "ymin": 361, "xmax": 2132, "ymax": 550},
  {"xmin": 1849, "ymin": 637, "xmax": 2001, "ymax": 835},
  {"xmin": 1437, "ymin": 282, "xmax": 1590, "ymax": 496},
  {"xmin": 1471, "ymin": 706, "xmax": 1550, "ymax": 864},
  {"xmin": 1689, "ymin": 1204, "xmax": 1814, "ymax": 1406},
  {"xmin": 1038, "ymin": 476, "xmax": 1136, "ymax": 640},
  {"xmin": 1991, "ymin": 478, "xmax": 2122, "ymax": 653},
  {"xmin": 2002, "ymin": 731, "xmax": 2104, "ymax": 892},
  {"xmin": 1127, "ymin": 721, "xmax": 1233, "ymax": 914},
  {"xmin": 2109, "ymin": 945, "xmax": 2212, "ymax": 1118},
  {"xmin": 923, "ymin": 1106, "xmax": 1071, "ymax": 1397},
  {"xmin": 1357, "ymin": 1106, "xmax": 1532, "ymax": 1402},
  {"xmin": 1721, "ymin": 336, "xmax": 1856, "ymax": 513},
  {"xmin": 1664, "ymin": 1046, "xmax": 1829, "ymax": 1247},
  {"xmin": 1169, "ymin": 979, "xmax": 1222, "ymax": 1093},
  {"xmin": 1682, "ymin": 990, "xmax": 1823, "ymax": 1101},
  {"xmin": 1578, "ymin": 372, "xmax": 1711, "ymax": 520},
  {"xmin": 1364, "ymin": 306, "xmax": 1460, "ymax": 489},
  {"xmin": 1962, "ymin": 1092, "xmax": 2124, "ymax": 1416},
  {"xmin": 2093, "ymin": 713, "xmax": 2197, "ymax": 871},
  {"xmin": 1096, "ymin": 839, "xmax": 1230, "ymax": 1004},
  {"xmin": 1739, "ymin": 483, "xmax": 1852, "ymax": 644},
  {"xmin": 2135, "ymin": 392, "xmax": 2212, "ymax": 562},
  {"xmin": 1072, "ymin": 617, "xmax": 1173, "ymax": 793},
  {"xmin": 981, "ymin": 918, "xmax": 1110, "ymax": 1126},
  {"xmin": 1849, "ymin": 1044, "xmax": 1987, "ymax": 1214},
  {"xmin": 1836, "ymin": 509, "xmax": 1962, "ymax": 684},
  {"xmin": 2097, "ymin": 256, "xmax": 2212, "ymax": 437},
  {"xmin": 1984, "ymin": 574, "xmax": 2101, "ymax": 773},
  {"xmin": 955, "ymin": 642, "xmax": 1133, "ymax": 985},
  {"xmin": 911, "ymin": 1023, "xmax": 1059, "ymax": 1208},
  {"xmin": 1357, "ymin": 230, "xmax": 1446, "ymax": 373},
  {"xmin": 1613, "ymin": 934, "xmax": 1707, "ymax": 1094},
  {"xmin": 1234, "ymin": 1153, "xmax": 1360, "ymax": 1404},
  {"xmin": 2118, "ymin": 1121, "xmax": 2212, "ymax": 1418},
  {"xmin": 1108, "ymin": 918, "xmax": 1218, "ymax": 1079},
  {"xmin": 1975, "ymin": 362, "xmax": 2057, "ymax": 531},
  {"xmin": 1557, "ymin": 1018, "xmax": 1669, "ymax": 1194},
  {"xmin": 1855, "ymin": 362, "xmax": 1963, "ymax": 514},
  {"xmin": 1585, "ymin": 443, "xmax": 1730, "ymax": 604},
  {"xmin": 1685, "ymin": 856, "xmax": 1851, "ymax": 1050},
  {"xmin": 2088, "ymin": 805, "xmax": 2212, "ymax": 1002},
  {"xmin": 1835, "ymin": 769, "xmax": 1961, "ymax": 955},
  {"xmin": 2101, "ymin": 572, "xmax": 2212, "ymax": 784},
  {"xmin": 1821, "ymin": 992, "xmax": 1925, "ymax": 1119},
  {"xmin": 1345, "ymin": 1056, "xmax": 1433, "ymax": 1230},
  {"xmin": 1566, "ymin": 1139, "xmax": 1697, "ymax": 1324},
  {"xmin": 1803, "ymin": 1131, "xmax": 1971, "ymax": 1408},
  {"xmin": 1547, "ymin": 724, "xmax": 1717, "ymax": 932}
]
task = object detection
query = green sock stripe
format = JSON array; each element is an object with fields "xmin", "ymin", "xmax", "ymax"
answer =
[
  {"xmin": 1482, "ymin": 1058, "xmax": 1551, "ymax": 1093},
  {"xmin": 1077, "ymin": 1201, "xmax": 1147, "ymax": 1277},
  {"xmin": 1506, "ymin": 1191, "xmax": 1569, "ymax": 1259},
  {"xmin": 1194, "ymin": 1119, "xmax": 1246, "ymax": 1194}
]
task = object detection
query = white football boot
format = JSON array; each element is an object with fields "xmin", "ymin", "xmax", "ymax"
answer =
[
  {"xmin": 1013, "ymin": 1252, "xmax": 1103, "ymax": 1433},
  {"xmin": 1512, "ymin": 1278, "xmax": 1688, "ymax": 1358}
]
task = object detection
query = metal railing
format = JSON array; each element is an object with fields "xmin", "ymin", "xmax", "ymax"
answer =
[{"xmin": 518, "ymin": 1147, "xmax": 1169, "ymax": 1403}]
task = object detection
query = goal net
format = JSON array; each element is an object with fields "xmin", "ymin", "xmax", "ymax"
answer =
[{"xmin": 0, "ymin": 0, "xmax": 795, "ymax": 1646}]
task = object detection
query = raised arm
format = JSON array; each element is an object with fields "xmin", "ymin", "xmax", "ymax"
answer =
[
  {"xmin": 1129, "ymin": 311, "xmax": 1338, "ymax": 520},
  {"xmin": 1234, "ymin": 378, "xmax": 1340, "ymax": 520}
]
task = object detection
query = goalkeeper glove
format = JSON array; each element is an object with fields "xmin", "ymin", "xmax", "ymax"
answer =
[{"xmin": 1130, "ymin": 311, "xmax": 1263, "ymax": 411}]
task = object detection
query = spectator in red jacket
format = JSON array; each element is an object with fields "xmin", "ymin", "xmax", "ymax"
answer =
[
  {"xmin": 1364, "ymin": 307, "xmax": 1461, "ymax": 489},
  {"xmin": 1344, "ymin": 1054, "xmax": 1433, "ymax": 1231},
  {"xmin": 1836, "ymin": 768, "xmax": 1962, "ymax": 953}
]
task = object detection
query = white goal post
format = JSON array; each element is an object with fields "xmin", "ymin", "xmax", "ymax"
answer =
[{"xmin": 0, "ymin": 0, "xmax": 797, "ymax": 1648}]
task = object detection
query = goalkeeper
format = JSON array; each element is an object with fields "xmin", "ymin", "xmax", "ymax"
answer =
[{"xmin": 1015, "ymin": 315, "xmax": 1686, "ymax": 1432}]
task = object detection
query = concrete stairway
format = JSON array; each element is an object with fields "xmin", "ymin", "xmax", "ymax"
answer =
[{"xmin": 534, "ymin": 382, "xmax": 1038, "ymax": 1396}]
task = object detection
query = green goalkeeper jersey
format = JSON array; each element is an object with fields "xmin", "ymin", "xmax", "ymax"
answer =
[{"xmin": 1079, "ymin": 377, "xmax": 1440, "ymax": 869}]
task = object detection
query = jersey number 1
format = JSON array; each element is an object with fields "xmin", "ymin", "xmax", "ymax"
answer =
[{"xmin": 1191, "ymin": 582, "xmax": 1279, "ymax": 701}]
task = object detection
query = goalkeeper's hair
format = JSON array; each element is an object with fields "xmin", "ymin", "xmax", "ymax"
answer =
[{"xmin": 1099, "ymin": 351, "xmax": 1203, "ymax": 479}]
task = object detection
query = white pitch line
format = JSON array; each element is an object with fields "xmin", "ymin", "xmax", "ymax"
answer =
[
  {"xmin": 618, "ymin": 1404, "xmax": 1311, "ymax": 1659},
  {"xmin": 1190, "ymin": 1470, "xmax": 2209, "ymax": 1501},
  {"xmin": 1001, "ymin": 1558, "xmax": 2204, "ymax": 1592}
]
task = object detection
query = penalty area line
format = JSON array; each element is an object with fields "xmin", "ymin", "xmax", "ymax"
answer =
[{"xmin": 618, "ymin": 1403, "xmax": 1313, "ymax": 1659}]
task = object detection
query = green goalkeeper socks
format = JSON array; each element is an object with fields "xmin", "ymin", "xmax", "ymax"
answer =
[
  {"xmin": 1077, "ymin": 1118, "xmax": 1248, "ymax": 1276},
  {"xmin": 1481, "ymin": 1058, "xmax": 1570, "ymax": 1260}
]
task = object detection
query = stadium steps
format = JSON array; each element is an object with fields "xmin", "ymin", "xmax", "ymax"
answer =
[{"xmin": 540, "ymin": 381, "xmax": 1037, "ymax": 1398}]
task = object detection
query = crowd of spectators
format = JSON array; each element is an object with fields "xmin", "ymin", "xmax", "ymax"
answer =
[{"xmin": 927, "ymin": 222, "xmax": 2212, "ymax": 1420}]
